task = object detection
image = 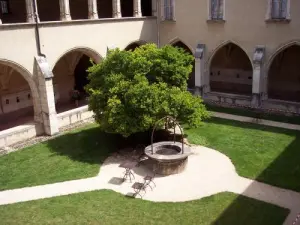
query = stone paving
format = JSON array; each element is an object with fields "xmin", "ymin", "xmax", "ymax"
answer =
[
  {"xmin": 212, "ymin": 111, "xmax": 300, "ymax": 131},
  {"xmin": 0, "ymin": 146, "xmax": 299, "ymax": 225}
]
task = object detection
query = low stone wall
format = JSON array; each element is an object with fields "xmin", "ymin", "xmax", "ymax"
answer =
[
  {"xmin": 262, "ymin": 99, "xmax": 300, "ymax": 114},
  {"xmin": 57, "ymin": 105, "xmax": 94, "ymax": 129},
  {"xmin": 0, "ymin": 123, "xmax": 43, "ymax": 149},
  {"xmin": 204, "ymin": 92, "xmax": 252, "ymax": 106}
]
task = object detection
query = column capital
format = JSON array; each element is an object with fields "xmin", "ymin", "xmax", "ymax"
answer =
[
  {"xmin": 133, "ymin": 0, "xmax": 142, "ymax": 17},
  {"xmin": 88, "ymin": 0, "xmax": 98, "ymax": 19},
  {"xmin": 113, "ymin": 0, "xmax": 122, "ymax": 18},
  {"xmin": 195, "ymin": 44, "xmax": 206, "ymax": 59},
  {"xmin": 253, "ymin": 45, "xmax": 266, "ymax": 65},
  {"xmin": 25, "ymin": 0, "xmax": 36, "ymax": 23},
  {"xmin": 59, "ymin": 0, "xmax": 72, "ymax": 21}
]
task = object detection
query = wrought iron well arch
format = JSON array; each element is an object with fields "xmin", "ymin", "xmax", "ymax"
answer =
[{"xmin": 151, "ymin": 116, "xmax": 184, "ymax": 154}]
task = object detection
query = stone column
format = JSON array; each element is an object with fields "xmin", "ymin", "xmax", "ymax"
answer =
[
  {"xmin": 25, "ymin": 0, "xmax": 36, "ymax": 23},
  {"xmin": 133, "ymin": 0, "xmax": 142, "ymax": 17},
  {"xmin": 152, "ymin": 0, "xmax": 157, "ymax": 16},
  {"xmin": 112, "ymin": 0, "xmax": 122, "ymax": 18},
  {"xmin": 88, "ymin": 0, "xmax": 98, "ymax": 19},
  {"xmin": 194, "ymin": 44, "xmax": 206, "ymax": 96},
  {"xmin": 251, "ymin": 46, "xmax": 265, "ymax": 107},
  {"xmin": 59, "ymin": 0, "xmax": 71, "ymax": 21},
  {"xmin": 35, "ymin": 56, "xmax": 59, "ymax": 136}
]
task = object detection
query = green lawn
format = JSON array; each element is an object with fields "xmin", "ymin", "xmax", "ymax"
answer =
[
  {"xmin": 1, "ymin": 117, "xmax": 300, "ymax": 194},
  {"xmin": 0, "ymin": 190, "xmax": 289, "ymax": 225},
  {"xmin": 0, "ymin": 124, "xmax": 117, "ymax": 191},
  {"xmin": 186, "ymin": 117, "xmax": 300, "ymax": 192}
]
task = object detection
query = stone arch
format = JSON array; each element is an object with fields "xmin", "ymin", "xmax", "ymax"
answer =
[
  {"xmin": 0, "ymin": 59, "xmax": 40, "ymax": 130},
  {"xmin": 52, "ymin": 47, "xmax": 102, "ymax": 112},
  {"xmin": 267, "ymin": 41, "xmax": 300, "ymax": 102},
  {"xmin": 170, "ymin": 39, "xmax": 195, "ymax": 90},
  {"xmin": 207, "ymin": 40, "xmax": 253, "ymax": 70},
  {"xmin": 124, "ymin": 40, "xmax": 147, "ymax": 51},
  {"xmin": 208, "ymin": 41, "xmax": 253, "ymax": 95},
  {"xmin": 169, "ymin": 37, "xmax": 195, "ymax": 54},
  {"xmin": 52, "ymin": 47, "xmax": 102, "ymax": 70}
]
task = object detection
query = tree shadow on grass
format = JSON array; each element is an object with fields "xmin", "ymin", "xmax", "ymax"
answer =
[
  {"xmin": 194, "ymin": 117, "xmax": 300, "ymax": 224},
  {"xmin": 212, "ymin": 194, "xmax": 290, "ymax": 225},
  {"xmin": 46, "ymin": 126, "xmax": 119, "ymax": 165},
  {"xmin": 46, "ymin": 126, "xmax": 186, "ymax": 166}
]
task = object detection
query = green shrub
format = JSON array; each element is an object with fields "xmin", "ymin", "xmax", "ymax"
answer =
[{"xmin": 86, "ymin": 44, "xmax": 210, "ymax": 137}]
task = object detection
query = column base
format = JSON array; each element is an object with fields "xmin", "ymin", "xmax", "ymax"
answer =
[
  {"xmin": 88, "ymin": 13, "xmax": 99, "ymax": 20},
  {"xmin": 251, "ymin": 93, "xmax": 262, "ymax": 108},
  {"xmin": 60, "ymin": 14, "xmax": 72, "ymax": 21}
]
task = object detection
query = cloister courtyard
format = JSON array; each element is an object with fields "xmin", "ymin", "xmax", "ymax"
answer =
[{"xmin": 0, "ymin": 116, "xmax": 300, "ymax": 225}]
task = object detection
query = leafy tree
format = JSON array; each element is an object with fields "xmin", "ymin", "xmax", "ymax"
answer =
[{"xmin": 86, "ymin": 44, "xmax": 210, "ymax": 137}]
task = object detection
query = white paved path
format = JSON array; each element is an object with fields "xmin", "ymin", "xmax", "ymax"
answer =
[
  {"xmin": 0, "ymin": 146, "xmax": 299, "ymax": 225},
  {"xmin": 212, "ymin": 111, "xmax": 300, "ymax": 131}
]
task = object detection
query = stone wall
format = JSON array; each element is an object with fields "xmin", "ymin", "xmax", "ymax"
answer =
[{"xmin": 57, "ymin": 105, "xmax": 93, "ymax": 128}]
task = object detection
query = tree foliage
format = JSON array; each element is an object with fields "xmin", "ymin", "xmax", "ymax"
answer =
[{"xmin": 86, "ymin": 44, "xmax": 210, "ymax": 137}]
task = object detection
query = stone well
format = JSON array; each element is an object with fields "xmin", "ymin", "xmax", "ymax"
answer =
[{"xmin": 144, "ymin": 141, "xmax": 191, "ymax": 175}]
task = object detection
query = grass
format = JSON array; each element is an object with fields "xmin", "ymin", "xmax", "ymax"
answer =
[
  {"xmin": 1, "ymin": 115, "xmax": 300, "ymax": 194},
  {"xmin": 0, "ymin": 190, "xmax": 289, "ymax": 225},
  {"xmin": 206, "ymin": 104, "xmax": 300, "ymax": 125},
  {"xmin": 186, "ymin": 117, "xmax": 300, "ymax": 192},
  {"xmin": 0, "ymin": 124, "xmax": 117, "ymax": 191}
]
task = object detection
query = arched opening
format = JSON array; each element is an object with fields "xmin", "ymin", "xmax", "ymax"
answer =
[
  {"xmin": 125, "ymin": 42, "xmax": 142, "ymax": 51},
  {"xmin": 210, "ymin": 43, "xmax": 253, "ymax": 95},
  {"xmin": 141, "ymin": 0, "xmax": 152, "ymax": 16},
  {"xmin": 70, "ymin": 0, "xmax": 88, "ymax": 20},
  {"xmin": 172, "ymin": 41, "xmax": 195, "ymax": 90},
  {"xmin": 268, "ymin": 45, "xmax": 300, "ymax": 102},
  {"xmin": 0, "ymin": 64, "xmax": 34, "ymax": 131},
  {"xmin": 121, "ymin": 0, "xmax": 133, "ymax": 17},
  {"xmin": 37, "ymin": 0, "xmax": 60, "ymax": 22},
  {"xmin": 53, "ymin": 51, "xmax": 97, "ymax": 113},
  {"xmin": 0, "ymin": 0, "xmax": 27, "ymax": 23},
  {"xmin": 98, "ymin": 0, "xmax": 113, "ymax": 18}
]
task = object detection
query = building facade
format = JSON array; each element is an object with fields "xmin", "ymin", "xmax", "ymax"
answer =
[{"xmin": 0, "ymin": 0, "xmax": 299, "ymax": 147}]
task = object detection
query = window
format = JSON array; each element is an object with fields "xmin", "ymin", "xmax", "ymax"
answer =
[
  {"xmin": 210, "ymin": 0, "xmax": 224, "ymax": 20},
  {"xmin": 0, "ymin": 0, "xmax": 9, "ymax": 14},
  {"xmin": 161, "ymin": 0, "xmax": 175, "ymax": 21},
  {"xmin": 271, "ymin": 0, "xmax": 287, "ymax": 19}
]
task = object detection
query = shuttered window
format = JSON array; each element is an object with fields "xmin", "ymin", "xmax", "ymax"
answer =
[
  {"xmin": 211, "ymin": 0, "xmax": 224, "ymax": 20},
  {"xmin": 162, "ymin": 0, "xmax": 175, "ymax": 21},
  {"xmin": 271, "ymin": 0, "xmax": 287, "ymax": 19}
]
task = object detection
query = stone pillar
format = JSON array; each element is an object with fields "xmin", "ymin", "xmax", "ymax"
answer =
[
  {"xmin": 152, "ymin": 0, "xmax": 157, "ymax": 16},
  {"xmin": 112, "ymin": 0, "xmax": 122, "ymax": 18},
  {"xmin": 194, "ymin": 44, "xmax": 206, "ymax": 96},
  {"xmin": 35, "ymin": 56, "xmax": 59, "ymax": 136},
  {"xmin": 25, "ymin": 0, "xmax": 35, "ymax": 23},
  {"xmin": 133, "ymin": 0, "xmax": 142, "ymax": 17},
  {"xmin": 251, "ymin": 46, "xmax": 265, "ymax": 107},
  {"xmin": 59, "ymin": 0, "xmax": 71, "ymax": 21},
  {"xmin": 88, "ymin": 0, "xmax": 98, "ymax": 19}
]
